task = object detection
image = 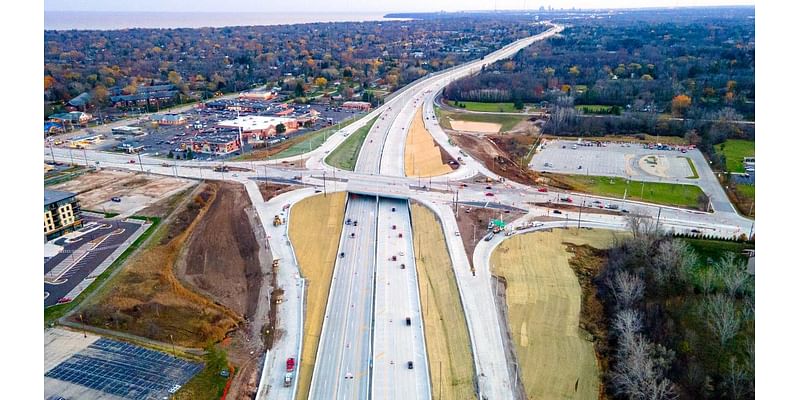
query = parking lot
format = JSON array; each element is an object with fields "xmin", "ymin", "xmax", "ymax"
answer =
[
  {"xmin": 530, "ymin": 139, "xmax": 700, "ymax": 184},
  {"xmin": 89, "ymin": 99, "xmax": 362, "ymax": 161},
  {"xmin": 45, "ymin": 328, "xmax": 202, "ymax": 400},
  {"xmin": 45, "ymin": 216, "xmax": 145, "ymax": 307}
]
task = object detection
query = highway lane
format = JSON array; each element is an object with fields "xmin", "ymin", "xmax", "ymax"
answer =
[
  {"xmin": 309, "ymin": 194, "xmax": 377, "ymax": 400},
  {"xmin": 372, "ymin": 198, "xmax": 431, "ymax": 400}
]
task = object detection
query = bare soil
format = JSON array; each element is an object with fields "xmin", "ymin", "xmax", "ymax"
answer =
[
  {"xmin": 452, "ymin": 204, "xmax": 525, "ymax": 270},
  {"xmin": 175, "ymin": 181, "xmax": 272, "ymax": 400},
  {"xmin": 258, "ymin": 182, "xmax": 299, "ymax": 202},
  {"xmin": 448, "ymin": 131, "xmax": 540, "ymax": 185}
]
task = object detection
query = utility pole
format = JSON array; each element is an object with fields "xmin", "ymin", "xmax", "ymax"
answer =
[
  {"xmin": 323, "ymin": 171, "xmax": 327, "ymax": 197},
  {"xmin": 68, "ymin": 147, "xmax": 75, "ymax": 165},
  {"xmin": 49, "ymin": 143, "xmax": 56, "ymax": 164},
  {"xmin": 137, "ymin": 151, "xmax": 144, "ymax": 173},
  {"xmin": 577, "ymin": 200, "xmax": 584, "ymax": 231},
  {"xmin": 655, "ymin": 206, "xmax": 662, "ymax": 232},
  {"xmin": 82, "ymin": 148, "xmax": 89, "ymax": 167}
]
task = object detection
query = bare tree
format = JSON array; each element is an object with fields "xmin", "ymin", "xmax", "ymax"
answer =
[
  {"xmin": 653, "ymin": 239, "xmax": 697, "ymax": 286},
  {"xmin": 704, "ymin": 293, "xmax": 741, "ymax": 347},
  {"xmin": 724, "ymin": 357, "xmax": 748, "ymax": 400},
  {"xmin": 715, "ymin": 253, "xmax": 751, "ymax": 297},
  {"xmin": 697, "ymin": 267, "xmax": 716, "ymax": 295},
  {"xmin": 609, "ymin": 270, "xmax": 645, "ymax": 309}
]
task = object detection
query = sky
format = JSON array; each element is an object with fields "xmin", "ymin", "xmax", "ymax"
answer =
[{"xmin": 45, "ymin": 0, "xmax": 754, "ymax": 13}]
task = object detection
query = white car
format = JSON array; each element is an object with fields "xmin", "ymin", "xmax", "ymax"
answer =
[
  {"xmin": 455, "ymin": 231, "xmax": 461, "ymax": 236},
  {"xmin": 533, "ymin": 222, "xmax": 544, "ymax": 227}
]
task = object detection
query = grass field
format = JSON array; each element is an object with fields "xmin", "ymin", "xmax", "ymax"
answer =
[
  {"xmin": 410, "ymin": 204, "xmax": 476, "ymax": 400},
  {"xmin": 715, "ymin": 139, "xmax": 755, "ymax": 173},
  {"xmin": 447, "ymin": 100, "xmax": 525, "ymax": 113},
  {"xmin": 267, "ymin": 118, "xmax": 358, "ymax": 160},
  {"xmin": 550, "ymin": 174, "xmax": 707, "ymax": 209},
  {"xmin": 490, "ymin": 228, "xmax": 623, "ymax": 400},
  {"xmin": 405, "ymin": 109, "xmax": 453, "ymax": 177},
  {"xmin": 288, "ymin": 192, "xmax": 346, "ymax": 400},
  {"xmin": 325, "ymin": 116, "xmax": 378, "ymax": 170},
  {"xmin": 576, "ymin": 104, "xmax": 613, "ymax": 113},
  {"xmin": 174, "ymin": 346, "xmax": 230, "ymax": 400},
  {"xmin": 436, "ymin": 107, "xmax": 526, "ymax": 132}
]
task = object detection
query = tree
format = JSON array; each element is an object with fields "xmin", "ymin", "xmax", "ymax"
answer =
[
  {"xmin": 167, "ymin": 70, "xmax": 183, "ymax": 86},
  {"xmin": 704, "ymin": 293, "xmax": 741, "ymax": 347},
  {"xmin": 276, "ymin": 123, "xmax": 286, "ymax": 134},
  {"xmin": 609, "ymin": 270, "xmax": 645, "ymax": 309},
  {"xmin": 91, "ymin": 85, "xmax": 110, "ymax": 105},
  {"xmin": 314, "ymin": 76, "xmax": 328, "ymax": 87},
  {"xmin": 513, "ymin": 98, "xmax": 524, "ymax": 110},
  {"xmin": 294, "ymin": 82, "xmax": 305, "ymax": 97},
  {"xmin": 671, "ymin": 94, "xmax": 692, "ymax": 118},
  {"xmin": 714, "ymin": 253, "xmax": 750, "ymax": 297}
]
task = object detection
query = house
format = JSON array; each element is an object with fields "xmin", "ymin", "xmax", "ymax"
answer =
[
  {"xmin": 149, "ymin": 114, "xmax": 187, "ymax": 125},
  {"xmin": 67, "ymin": 92, "xmax": 92, "ymax": 110},
  {"xmin": 44, "ymin": 189, "xmax": 83, "ymax": 241}
]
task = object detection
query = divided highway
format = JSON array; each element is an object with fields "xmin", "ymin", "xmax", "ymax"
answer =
[{"xmin": 309, "ymin": 194, "xmax": 378, "ymax": 399}]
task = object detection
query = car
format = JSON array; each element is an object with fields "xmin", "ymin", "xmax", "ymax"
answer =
[
  {"xmin": 691, "ymin": 229, "xmax": 702, "ymax": 234},
  {"xmin": 455, "ymin": 231, "xmax": 460, "ymax": 236},
  {"xmin": 232, "ymin": 173, "xmax": 238, "ymax": 177},
  {"xmin": 353, "ymin": 221, "xmax": 358, "ymax": 226},
  {"xmin": 485, "ymin": 192, "xmax": 494, "ymax": 197},
  {"xmin": 407, "ymin": 361, "xmax": 414, "ymax": 369},
  {"xmin": 537, "ymin": 187, "xmax": 548, "ymax": 192},
  {"xmin": 485, "ymin": 186, "xmax": 492, "ymax": 190},
  {"xmin": 350, "ymin": 233, "xmax": 355, "ymax": 238},
  {"xmin": 391, "ymin": 207, "xmax": 396, "ymax": 212},
  {"xmin": 346, "ymin": 218, "xmax": 352, "ymax": 225},
  {"xmin": 621, "ymin": 209, "xmax": 630, "ymax": 213},
  {"xmin": 560, "ymin": 197, "xmax": 573, "ymax": 203},
  {"xmin": 406, "ymin": 317, "xmax": 411, "ymax": 326},
  {"xmin": 314, "ymin": 189, "xmax": 322, "ymax": 193},
  {"xmin": 592, "ymin": 200, "xmax": 602, "ymax": 204},
  {"xmin": 111, "ymin": 197, "xmax": 121, "ymax": 203},
  {"xmin": 553, "ymin": 210, "xmax": 563, "ymax": 215},
  {"xmin": 392, "ymin": 224, "xmax": 397, "ymax": 230},
  {"xmin": 398, "ymin": 233, "xmax": 403, "ymax": 238},
  {"xmin": 129, "ymin": 159, "xmax": 136, "ymax": 164},
  {"xmin": 339, "ymin": 252, "xmax": 345, "ymax": 258},
  {"xmin": 532, "ymin": 222, "xmax": 544, "ymax": 227},
  {"xmin": 56, "ymin": 297, "xmax": 72, "ymax": 304}
]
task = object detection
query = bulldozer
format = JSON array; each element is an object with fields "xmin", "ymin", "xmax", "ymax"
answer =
[{"xmin": 273, "ymin": 215, "xmax": 282, "ymax": 227}]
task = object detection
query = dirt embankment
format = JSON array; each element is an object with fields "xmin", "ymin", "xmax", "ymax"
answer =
[
  {"xmin": 452, "ymin": 204, "xmax": 525, "ymax": 270},
  {"xmin": 78, "ymin": 182, "xmax": 242, "ymax": 348},
  {"xmin": 448, "ymin": 131, "xmax": 540, "ymax": 186}
]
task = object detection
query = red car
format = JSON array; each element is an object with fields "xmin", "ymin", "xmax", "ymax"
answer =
[
  {"xmin": 286, "ymin": 357, "xmax": 295, "ymax": 372},
  {"xmin": 129, "ymin": 159, "xmax": 136, "ymax": 164},
  {"xmin": 537, "ymin": 187, "xmax": 548, "ymax": 193},
  {"xmin": 485, "ymin": 192, "xmax": 495, "ymax": 197},
  {"xmin": 560, "ymin": 197, "xmax": 573, "ymax": 203}
]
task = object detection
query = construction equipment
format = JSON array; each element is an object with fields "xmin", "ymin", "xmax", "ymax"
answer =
[
  {"xmin": 272, "ymin": 259, "xmax": 279, "ymax": 270},
  {"xmin": 273, "ymin": 215, "xmax": 282, "ymax": 226}
]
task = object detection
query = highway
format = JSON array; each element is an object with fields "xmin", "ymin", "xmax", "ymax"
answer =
[
  {"xmin": 43, "ymin": 21, "xmax": 757, "ymax": 400},
  {"xmin": 309, "ymin": 194, "xmax": 378, "ymax": 400},
  {"xmin": 372, "ymin": 198, "xmax": 431, "ymax": 400}
]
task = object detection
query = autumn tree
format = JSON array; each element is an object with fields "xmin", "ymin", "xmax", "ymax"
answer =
[
  {"xmin": 671, "ymin": 94, "xmax": 692, "ymax": 118},
  {"xmin": 314, "ymin": 77, "xmax": 328, "ymax": 87}
]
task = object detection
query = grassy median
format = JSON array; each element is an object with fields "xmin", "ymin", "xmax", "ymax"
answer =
[
  {"xmin": 325, "ymin": 116, "xmax": 377, "ymax": 170},
  {"xmin": 549, "ymin": 174, "xmax": 708, "ymax": 209},
  {"xmin": 288, "ymin": 192, "xmax": 346, "ymax": 400},
  {"xmin": 491, "ymin": 228, "xmax": 622, "ymax": 400},
  {"xmin": 411, "ymin": 203, "xmax": 476, "ymax": 400}
]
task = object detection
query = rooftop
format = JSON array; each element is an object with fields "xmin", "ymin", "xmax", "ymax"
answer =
[
  {"xmin": 45, "ymin": 189, "xmax": 76, "ymax": 206},
  {"xmin": 217, "ymin": 115, "xmax": 295, "ymax": 131}
]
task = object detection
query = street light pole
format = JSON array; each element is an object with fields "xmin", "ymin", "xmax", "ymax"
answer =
[{"xmin": 137, "ymin": 151, "xmax": 144, "ymax": 173}]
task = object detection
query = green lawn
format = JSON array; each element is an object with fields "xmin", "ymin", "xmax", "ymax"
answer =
[
  {"xmin": 736, "ymin": 184, "xmax": 755, "ymax": 200},
  {"xmin": 553, "ymin": 174, "xmax": 707, "ymax": 209},
  {"xmin": 325, "ymin": 117, "xmax": 378, "ymax": 170},
  {"xmin": 447, "ymin": 100, "xmax": 526, "ymax": 113},
  {"xmin": 45, "ymin": 217, "xmax": 160, "ymax": 326},
  {"xmin": 174, "ymin": 346, "xmax": 231, "ymax": 400},
  {"xmin": 576, "ymin": 104, "xmax": 613, "ymax": 113},
  {"xmin": 714, "ymin": 139, "xmax": 755, "ymax": 173},
  {"xmin": 681, "ymin": 156, "xmax": 699, "ymax": 179},
  {"xmin": 265, "ymin": 117, "xmax": 359, "ymax": 160}
]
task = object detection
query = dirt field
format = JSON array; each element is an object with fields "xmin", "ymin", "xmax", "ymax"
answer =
[
  {"xmin": 490, "ymin": 228, "xmax": 623, "ymax": 400},
  {"xmin": 50, "ymin": 169, "xmax": 195, "ymax": 216},
  {"xmin": 288, "ymin": 192, "xmax": 347, "ymax": 400},
  {"xmin": 410, "ymin": 204, "xmax": 476, "ymax": 400},
  {"xmin": 405, "ymin": 108, "xmax": 455, "ymax": 177},
  {"xmin": 449, "ymin": 120, "xmax": 501, "ymax": 133},
  {"xmin": 258, "ymin": 182, "xmax": 299, "ymax": 202},
  {"xmin": 452, "ymin": 204, "xmax": 526, "ymax": 270},
  {"xmin": 78, "ymin": 182, "xmax": 242, "ymax": 349},
  {"xmin": 448, "ymin": 132, "xmax": 540, "ymax": 185}
]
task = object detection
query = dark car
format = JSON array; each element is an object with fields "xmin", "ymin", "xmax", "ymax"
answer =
[
  {"xmin": 111, "ymin": 197, "xmax": 121, "ymax": 202},
  {"xmin": 553, "ymin": 210, "xmax": 563, "ymax": 215},
  {"xmin": 339, "ymin": 252, "xmax": 345, "ymax": 258},
  {"xmin": 407, "ymin": 361, "xmax": 414, "ymax": 369},
  {"xmin": 406, "ymin": 317, "xmax": 411, "ymax": 326}
]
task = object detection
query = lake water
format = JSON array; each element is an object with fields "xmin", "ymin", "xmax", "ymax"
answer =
[{"xmin": 45, "ymin": 11, "xmax": 408, "ymax": 31}]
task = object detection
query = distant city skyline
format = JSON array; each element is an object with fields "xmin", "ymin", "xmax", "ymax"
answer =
[{"xmin": 45, "ymin": 0, "xmax": 754, "ymax": 13}]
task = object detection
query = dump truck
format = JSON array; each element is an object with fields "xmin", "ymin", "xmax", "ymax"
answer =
[{"xmin": 273, "ymin": 215, "xmax": 282, "ymax": 226}]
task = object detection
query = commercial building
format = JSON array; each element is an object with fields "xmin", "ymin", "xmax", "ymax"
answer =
[
  {"xmin": 44, "ymin": 190, "xmax": 83, "ymax": 241},
  {"xmin": 117, "ymin": 141, "xmax": 145, "ymax": 153},
  {"xmin": 68, "ymin": 133, "xmax": 104, "ymax": 148},
  {"xmin": 216, "ymin": 116, "xmax": 299, "ymax": 141},
  {"xmin": 111, "ymin": 126, "xmax": 145, "ymax": 136},
  {"xmin": 342, "ymin": 101, "xmax": 371, "ymax": 112},
  {"xmin": 49, "ymin": 111, "xmax": 93, "ymax": 126},
  {"xmin": 238, "ymin": 90, "xmax": 277, "ymax": 101},
  {"xmin": 150, "ymin": 114, "xmax": 187, "ymax": 125}
]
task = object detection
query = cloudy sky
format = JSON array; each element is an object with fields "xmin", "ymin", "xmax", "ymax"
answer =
[{"xmin": 45, "ymin": 0, "xmax": 754, "ymax": 13}]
